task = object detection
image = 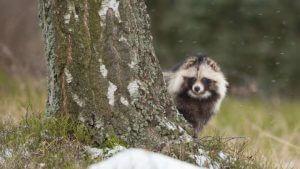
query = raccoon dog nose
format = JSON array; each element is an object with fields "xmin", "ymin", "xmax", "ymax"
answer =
[{"xmin": 194, "ymin": 86, "xmax": 201, "ymax": 93}]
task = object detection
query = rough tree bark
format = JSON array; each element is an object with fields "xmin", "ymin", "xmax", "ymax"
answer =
[{"xmin": 39, "ymin": 0, "xmax": 204, "ymax": 165}]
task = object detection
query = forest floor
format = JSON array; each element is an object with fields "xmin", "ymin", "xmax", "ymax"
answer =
[{"xmin": 0, "ymin": 73, "xmax": 299, "ymax": 168}]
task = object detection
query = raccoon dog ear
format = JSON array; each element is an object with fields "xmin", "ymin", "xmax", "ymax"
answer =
[
  {"xmin": 182, "ymin": 56, "xmax": 197, "ymax": 69},
  {"xmin": 206, "ymin": 57, "xmax": 220, "ymax": 72}
]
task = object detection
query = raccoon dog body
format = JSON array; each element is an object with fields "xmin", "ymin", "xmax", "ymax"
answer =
[{"xmin": 164, "ymin": 54, "xmax": 228, "ymax": 136}]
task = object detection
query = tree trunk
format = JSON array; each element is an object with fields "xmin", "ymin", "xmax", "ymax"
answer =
[{"xmin": 39, "ymin": 0, "xmax": 202, "ymax": 165}]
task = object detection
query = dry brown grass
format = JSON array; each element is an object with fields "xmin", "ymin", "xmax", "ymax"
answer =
[
  {"xmin": 0, "ymin": 73, "xmax": 46, "ymax": 123},
  {"xmin": 204, "ymin": 97, "xmax": 300, "ymax": 168}
]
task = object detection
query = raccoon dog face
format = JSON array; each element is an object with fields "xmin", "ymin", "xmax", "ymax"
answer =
[{"xmin": 167, "ymin": 55, "xmax": 228, "ymax": 102}]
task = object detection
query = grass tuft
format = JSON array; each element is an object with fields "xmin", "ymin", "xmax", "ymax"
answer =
[
  {"xmin": 199, "ymin": 134, "xmax": 276, "ymax": 169},
  {"xmin": 0, "ymin": 114, "xmax": 94, "ymax": 169}
]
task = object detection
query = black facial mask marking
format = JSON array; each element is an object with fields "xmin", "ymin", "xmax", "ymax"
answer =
[
  {"xmin": 187, "ymin": 77, "xmax": 196, "ymax": 87},
  {"xmin": 202, "ymin": 78, "xmax": 212, "ymax": 86}
]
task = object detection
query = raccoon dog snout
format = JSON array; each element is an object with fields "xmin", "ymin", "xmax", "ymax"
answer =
[{"xmin": 192, "ymin": 83, "xmax": 204, "ymax": 93}]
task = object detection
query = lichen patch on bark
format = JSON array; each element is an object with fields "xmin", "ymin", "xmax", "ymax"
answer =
[
  {"xmin": 118, "ymin": 35, "xmax": 127, "ymax": 43},
  {"xmin": 64, "ymin": 68, "xmax": 73, "ymax": 84},
  {"xmin": 159, "ymin": 117, "xmax": 177, "ymax": 131},
  {"xmin": 127, "ymin": 80, "xmax": 140, "ymax": 98},
  {"xmin": 98, "ymin": 59, "xmax": 108, "ymax": 78},
  {"xmin": 107, "ymin": 81, "xmax": 118, "ymax": 106},
  {"xmin": 120, "ymin": 96, "xmax": 129, "ymax": 106},
  {"xmin": 64, "ymin": 13, "xmax": 71, "ymax": 24},
  {"xmin": 72, "ymin": 93, "xmax": 85, "ymax": 107},
  {"xmin": 98, "ymin": 0, "xmax": 120, "ymax": 26},
  {"xmin": 64, "ymin": 1, "xmax": 78, "ymax": 24}
]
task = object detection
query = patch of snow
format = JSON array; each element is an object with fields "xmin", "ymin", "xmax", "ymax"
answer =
[
  {"xmin": 89, "ymin": 148, "xmax": 203, "ymax": 169},
  {"xmin": 127, "ymin": 80, "xmax": 140, "ymax": 97},
  {"xmin": 85, "ymin": 146, "xmax": 104, "ymax": 159},
  {"xmin": 98, "ymin": 0, "xmax": 121, "ymax": 25},
  {"xmin": 194, "ymin": 149, "xmax": 208, "ymax": 166},
  {"xmin": 86, "ymin": 145, "xmax": 126, "ymax": 160},
  {"xmin": 218, "ymin": 151, "xmax": 228, "ymax": 160},
  {"xmin": 4, "ymin": 148, "xmax": 13, "ymax": 158},
  {"xmin": 120, "ymin": 96, "xmax": 129, "ymax": 106},
  {"xmin": 0, "ymin": 148, "xmax": 13, "ymax": 164},
  {"xmin": 107, "ymin": 81, "xmax": 118, "ymax": 106},
  {"xmin": 106, "ymin": 145, "xmax": 126, "ymax": 157},
  {"xmin": 64, "ymin": 68, "xmax": 73, "ymax": 84},
  {"xmin": 194, "ymin": 149, "xmax": 221, "ymax": 169},
  {"xmin": 194, "ymin": 154, "xmax": 209, "ymax": 168}
]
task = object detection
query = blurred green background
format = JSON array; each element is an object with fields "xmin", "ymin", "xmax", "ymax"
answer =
[
  {"xmin": 0, "ymin": 0, "xmax": 299, "ymax": 167},
  {"xmin": 147, "ymin": 0, "xmax": 300, "ymax": 98}
]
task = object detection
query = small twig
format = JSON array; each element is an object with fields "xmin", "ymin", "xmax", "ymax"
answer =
[
  {"xmin": 199, "ymin": 136, "xmax": 248, "ymax": 142},
  {"xmin": 222, "ymin": 136, "xmax": 249, "ymax": 142}
]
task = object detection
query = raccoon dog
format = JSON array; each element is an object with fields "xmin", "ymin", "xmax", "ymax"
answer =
[{"xmin": 164, "ymin": 54, "xmax": 228, "ymax": 137}]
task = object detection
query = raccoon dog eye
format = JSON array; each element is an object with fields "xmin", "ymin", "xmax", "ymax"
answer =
[
  {"xmin": 189, "ymin": 77, "xmax": 197, "ymax": 82},
  {"xmin": 202, "ymin": 78, "xmax": 211, "ymax": 85},
  {"xmin": 183, "ymin": 76, "xmax": 196, "ymax": 81}
]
